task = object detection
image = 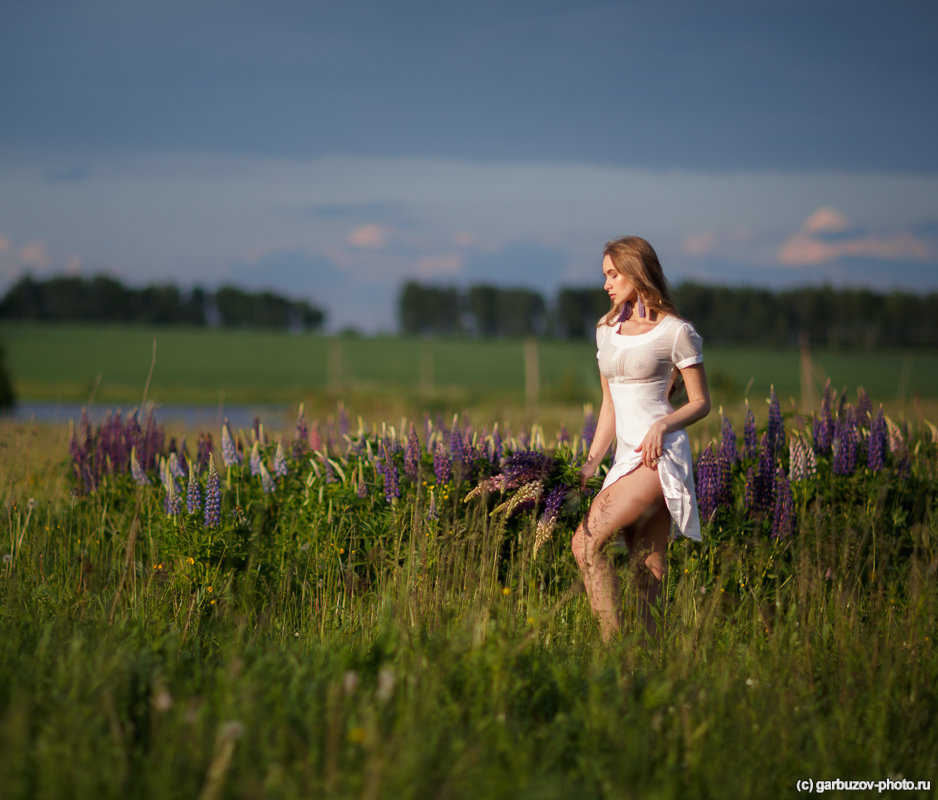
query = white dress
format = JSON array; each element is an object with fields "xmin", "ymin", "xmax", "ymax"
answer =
[{"xmin": 595, "ymin": 314, "xmax": 704, "ymax": 541}]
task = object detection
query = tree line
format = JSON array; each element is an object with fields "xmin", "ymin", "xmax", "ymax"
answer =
[
  {"xmin": 0, "ymin": 274, "xmax": 326, "ymax": 331},
  {"xmin": 400, "ymin": 280, "xmax": 938, "ymax": 348}
]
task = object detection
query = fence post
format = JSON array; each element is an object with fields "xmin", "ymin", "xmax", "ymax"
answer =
[{"xmin": 524, "ymin": 337, "xmax": 540, "ymax": 411}]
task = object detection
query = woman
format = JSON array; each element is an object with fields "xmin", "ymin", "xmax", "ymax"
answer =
[{"xmin": 572, "ymin": 236, "xmax": 710, "ymax": 642}]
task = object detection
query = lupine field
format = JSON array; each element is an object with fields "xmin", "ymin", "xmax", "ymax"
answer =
[{"xmin": 1, "ymin": 379, "xmax": 937, "ymax": 799}]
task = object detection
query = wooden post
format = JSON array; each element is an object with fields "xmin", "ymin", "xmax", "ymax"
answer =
[
  {"xmin": 328, "ymin": 339, "xmax": 342, "ymax": 394},
  {"xmin": 420, "ymin": 340, "xmax": 433, "ymax": 396},
  {"xmin": 524, "ymin": 337, "xmax": 540, "ymax": 411}
]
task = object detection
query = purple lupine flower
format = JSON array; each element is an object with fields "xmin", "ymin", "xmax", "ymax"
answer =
[
  {"xmin": 259, "ymin": 461, "xmax": 275, "ymax": 493},
  {"xmin": 433, "ymin": 442, "xmax": 452, "ymax": 485},
  {"xmin": 449, "ymin": 418, "xmax": 466, "ymax": 465},
  {"xmin": 405, "ymin": 424, "xmax": 421, "ymax": 479},
  {"xmin": 541, "ymin": 483, "xmax": 567, "ymax": 521},
  {"xmin": 380, "ymin": 446, "xmax": 401, "ymax": 503},
  {"xmin": 716, "ymin": 447, "xmax": 733, "ymax": 510},
  {"xmin": 221, "ymin": 420, "xmax": 242, "ymax": 467},
  {"xmin": 186, "ymin": 461, "xmax": 201, "ymax": 514},
  {"xmin": 767, "ymin": 386, "xmax": 785, "ymax": 456},
  {"xmin": 249, "ymin": 441, "xmax": 262, "ymax": 477},
  {"xmin": 173, "ymin": 438, "xmax": 188, "ymax": 478},
  {"xmin": 203, "ymin": 455, "xmax": 221, "ymax": 528},
  {"xmin": 743, "ymin": 404, "xmax": 758, "ymax": 461},
  {"xmin": 356, "ymin": 469, "xmax": 368, "ymax": 499},
  {"xmin": 832, "ymin": 407, "xmax": 858, "ymax": 476},
  {"xmin": 534, "ymin": 482, "xmax": 569, "ymax": 555},
  {"xmin": 272, "ymin": 442, "xmax": 289, "ymax": 478},
  {"xmin": 695, "ymin": 445, "xmax": 718, "ymax": 521},
  {"xmin": 743, "ymin": 464, "xmax": 756, "ymax": 513},
  {"xmin": 130, "ymin": 446, "xmax": 150, "ymax": 486},
  {"xmin": 771, "ymin": 465, "xmax": 795, "ymax": 539},
  {"xmin": 500, "ymin": 450, "xmax": 554, "ymax": 488},
  {"xmin": 557, "ymin": 425, "xmax": 570, "ymax": 445},
  {"xmin": 196, "ymin": 433, "xmax": 213, "ymax": 473},
  {"xmin": 814, "ymin": 382, "xmax": 834, "ymax": 456},
  {"xmin": 294, "ymin": 406, "xmax": 310, "ymax": 459},
  {"xmin": 719, "ymin": 411, "xmax": 738, "ymax": 464},
  {"xmin": 745, "ymin": 434, "xmax": 775, "ymax": 515},
  {"xmin": 141, "ymin": 408, "xmax": 163, "ymax": 471},
  {"xmin": 867, "ymin": 407, "xmax": 888, "ymax": 473},
  {"xmin": 164, "ymin": 477, "xmax": 182, "ymax": 516},
  {"xmin": 323, "ymin": 456, "xmax": 336, "ymax": 484}
]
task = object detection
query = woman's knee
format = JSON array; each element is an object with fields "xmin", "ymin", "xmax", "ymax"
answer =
[{"xmin": 572, "ymin": 524, "xmax": 604, "ymax": 569}]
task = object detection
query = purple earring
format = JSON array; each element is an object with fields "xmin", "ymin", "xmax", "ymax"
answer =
[
  {"xmin": 637, "ymin": 297, "xmax": 646, "ymax": 319},
  {"xmin": 618, "ymin": 301, "xmax": 633, "ymax": 322}
]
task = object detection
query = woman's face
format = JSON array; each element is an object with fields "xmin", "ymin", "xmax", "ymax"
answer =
[{"xmin": 602, "ymin": 255, "xmax": 635, "ymax": 306}]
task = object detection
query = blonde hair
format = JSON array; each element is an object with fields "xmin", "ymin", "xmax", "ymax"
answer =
[{"xmin": 599, "ymin": 236, "xmax": 679, "ymax": 327}]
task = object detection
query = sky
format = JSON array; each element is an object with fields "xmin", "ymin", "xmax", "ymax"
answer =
[{"xmin": 1, "ymin": 0, "xmax": 937, "ymax": 332}]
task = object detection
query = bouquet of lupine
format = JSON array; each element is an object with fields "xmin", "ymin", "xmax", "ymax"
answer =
[{"xmin": 463, "ymin": 447, "xmax": 594, "ymax": 557}]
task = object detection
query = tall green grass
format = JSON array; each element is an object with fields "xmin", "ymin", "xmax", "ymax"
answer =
[{"xmin": 1, "ymin": 393, "xmax": 936, "ymax": 799}]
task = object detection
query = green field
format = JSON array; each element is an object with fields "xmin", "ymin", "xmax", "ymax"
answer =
[{"xmin": 3, "ymin": 322, "xmax": 937, "ymax": 425}]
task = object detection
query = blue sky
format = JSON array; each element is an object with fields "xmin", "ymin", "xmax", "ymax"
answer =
[{"xmin": 1, "ymin": 0, "xmax": 937, "ymax": 331}]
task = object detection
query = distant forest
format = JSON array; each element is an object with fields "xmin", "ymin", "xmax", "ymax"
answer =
[
  {"xmin": 399, "ymin": 280, "xmax": 938, "ymax": 348},
  {"xmin": 3, "ymin": 273, "xmax": 937, "ymax": 348},
  {"xmin": 0, "ymin": 274, "xmax": 326, "ymax": 331}
]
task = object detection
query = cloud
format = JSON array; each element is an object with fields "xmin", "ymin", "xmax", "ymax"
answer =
[
  {"xmin": 0, "ymin": 234, "xmax": 9, "ymax": 253},
  {"xmin": 19, "ymin": 242, "xmax": 49, "ymax": 269},
  {"xmin": 778, "ymin": 207, "xmax": 934, "ymax": 267},
  {"xmin": 347, "ymin": 223, "xmax": 393, "ymax": 249},
  {"xmin": 65, "ymin": 255, "xmax": 84, "ymax": 274},
  {"xmin": 681, "ymin": 231, "xmax": 717, "ymax": 257},
  {"xmin": 778, "ymin": 231, "xmax": 933, "ymax": 267},
  {"xmin": 452, "ymin": 231, "xmax": 476, "ymax": 247},
  {"xmin": 803, "ymin": 206, "xmax": 849, "ymax": 234}
]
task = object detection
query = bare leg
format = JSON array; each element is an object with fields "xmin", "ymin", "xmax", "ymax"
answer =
[
  {"xmin": 571, "ymin": 466, "xmax": 666, "ymax": 642},
  {"xmin": 624, "ymin": 500, "xmax": 670, "ymax": 642}
]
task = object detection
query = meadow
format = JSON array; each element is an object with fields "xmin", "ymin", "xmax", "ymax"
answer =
[
  {"xmin": 1, "ymin": 323, "xmax": 937, "ymax": 798},
  {"xmin": 3, "ymin": 321, "xmax": 938, "ymax": 416}
]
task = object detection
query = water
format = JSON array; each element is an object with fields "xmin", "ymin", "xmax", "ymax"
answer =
[{"xmin": 8, "ymin": 402, "xmax": 293, "ymax": 432}]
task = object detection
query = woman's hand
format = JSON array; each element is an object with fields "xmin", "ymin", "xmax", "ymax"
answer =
[
  {"xmin": 635, "ymin": 420, "xmax": 668, "ymax": 470},
  {"xmin": 579, "ymin": 457, "xmax": 599, "ymax": 489}
]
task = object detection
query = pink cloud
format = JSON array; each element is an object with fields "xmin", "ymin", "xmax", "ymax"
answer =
[
  {"xmin": 778, "ymin": 231, "xmax": 933, "ymax": 267},
  {"xmin": 803, "ymin": 207, "xmax": 849, "ymax": 234},
  {"xmin": 681, "ymin": 231, "xmax": 717, "ymax": 257},
  {"xmin": 347, "ymin": 223, "xmax": 392, "ymax": 249},
  {"xmin": 0, "ymin": 234, "xmax": 10, "ymax": 253},
  {"xmin": 19, "ymin": 242, "xmax": 49, "ymax": 269}
]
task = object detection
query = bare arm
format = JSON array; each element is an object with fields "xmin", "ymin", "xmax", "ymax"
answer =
[
  {"xmin": 580, "ymin": 373, "xmax": 616, "ymax": 485},
  {"xmin": 635, "ymin": 363, "xmax": 711, "ymax": 470}
]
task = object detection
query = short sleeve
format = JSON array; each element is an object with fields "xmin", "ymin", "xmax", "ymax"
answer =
[
  {"xmin": 671, "ymin": 321, "xmax": 704, "ymax": 369},
  {"xmin": 595, "ymin": 319, "xmax": 612, "ymax": 358}
]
